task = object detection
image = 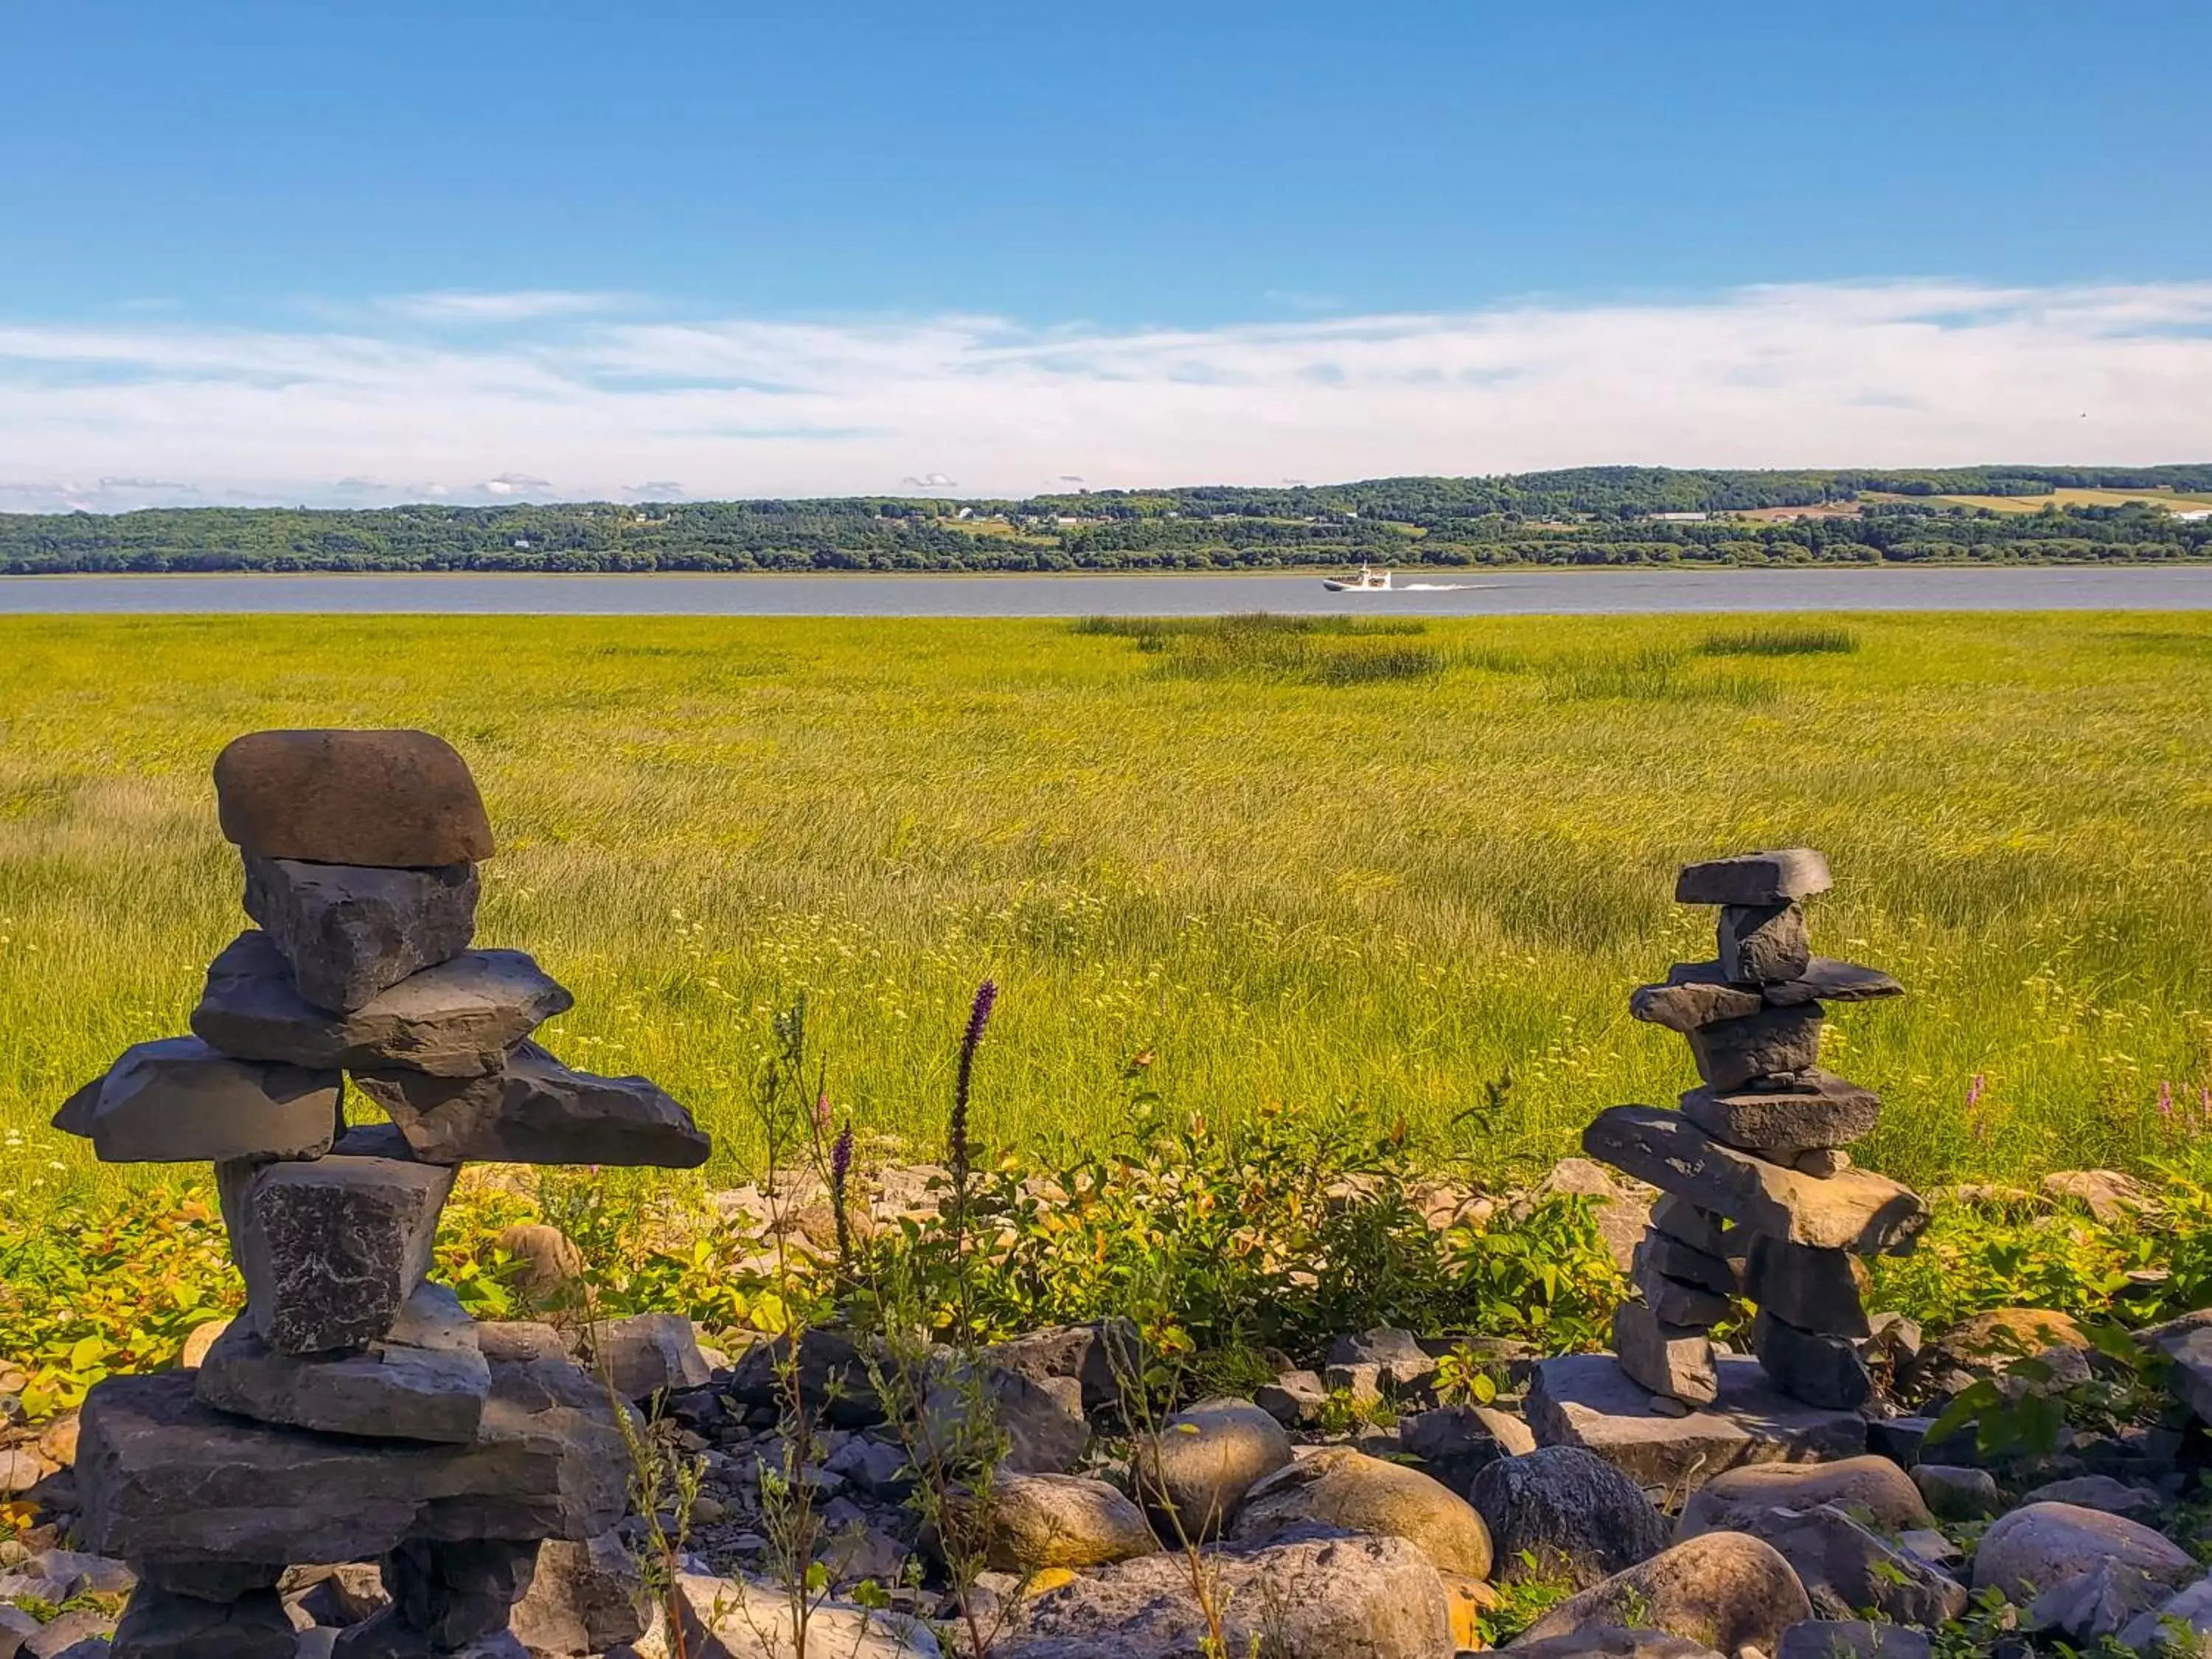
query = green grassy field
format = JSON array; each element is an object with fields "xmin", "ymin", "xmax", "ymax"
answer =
[{"xmin": 4, "ymin": 610, "xmax": 2211, "ymax": 1219}]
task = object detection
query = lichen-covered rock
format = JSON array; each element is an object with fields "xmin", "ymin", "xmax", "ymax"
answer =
[
  {"xmin": 984, "ymin": 1472, "xmax": 1159, "ymax": 1571},
  {"xmin": 1515, "ymin": 1532, "xmax": 1812, "ymax": 1658},
  {"xmin": 1471, "ymin": 1447, "xmax": 1670, "ymax": 1589},
  {"xmin": 1228, "ymin": 1447, "xmax": 1491, "ymax": 1578},
  {"xmin": 1130, "ymin": 1397, "xmax": 1292, "ymax": 1542},
  {"xmin": 1972, "ymin": 1503, "xmax": 2194, "ymax": 1601}
]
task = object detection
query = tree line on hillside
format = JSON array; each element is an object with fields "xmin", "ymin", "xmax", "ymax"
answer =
[{"xmin": 4, "ymin": 466, "xmax": 2210, "ymax": 574}]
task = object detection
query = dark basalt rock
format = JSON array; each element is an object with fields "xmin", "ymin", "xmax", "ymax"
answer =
[
  {"xmin": 53, "ymin": 1037, "xmax": 338, "ymax": 1166},
  {"xmin": 244, "ymin": 855, "xmax": 479, "ymax": 1014}
]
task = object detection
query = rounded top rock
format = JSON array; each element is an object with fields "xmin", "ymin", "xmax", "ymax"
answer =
[
  {"xmin": 1677, "ymin": 1456, "xmax": 1930, "ymax": 1541},
  {"xmin": 1972, "ymin": 1501, "xmax": 2194, "ymax": 1599},
  {"xmin": 1229, "ymin": 1445, "xmax": 1493, "ymax": 1579},
  {"xmin": 215, "ymin": 729, "xmax": 494, "ymax": 868}
]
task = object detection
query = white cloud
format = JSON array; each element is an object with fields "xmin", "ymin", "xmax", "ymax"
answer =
[
  {"xmin": 0, "ymin": 279, "xmax": 2208, "ymax": 511},
  {"xmin": 380, "ymin": 290, "xmax": 629, "ymax": 324}
]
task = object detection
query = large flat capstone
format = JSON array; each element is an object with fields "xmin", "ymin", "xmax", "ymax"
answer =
[
  {"xmin": 52, "ymin": 1037, "xmax": 338, "ymax": 1165},
  {"xmin": 352, "ymin": 1042, "xmax": 709, "ymax": 1168},
  {"xmin": 222, "ymin": 1148, "xmax": 455, "ymax": 1354},
  {"xmin": 1526, "ymin": 1353, "xmax": 1867, "ymax": 1492},
  {"xmin": 1675, "ymin": 849, "xmax": 1832, "ymax": 907},
  {"xmin": 243, "ymin": 855, "xmax": 480, "ymax": 1013},
  {"xmin": 1584, "ymin": 1106, "xmax": 1928, "ymax": 1255},
  {"xmin": 215, "ymin": 728, "xmax": 495, "ymax": 869},
  {"xmin": 194, "ymin": 931, "xmax": 571, "ymax": 1078},
  {"xmin": 76, "ymin": 1361, "xmax": 626, "ymax": 1571}
]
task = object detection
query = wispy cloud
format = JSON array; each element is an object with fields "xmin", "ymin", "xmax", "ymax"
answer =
[
  {"xmin": 380, "ymin": 289, "xmax": 630, "ymax": 324},
  {"xmin": 1, "ymin": 279, "xmax": 2209, "ymax": 511}
]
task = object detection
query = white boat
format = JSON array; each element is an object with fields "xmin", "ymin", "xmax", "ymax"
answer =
[{"xmin": 1323, "ymin": 564, "xmax": 1392, "ymax": 592}]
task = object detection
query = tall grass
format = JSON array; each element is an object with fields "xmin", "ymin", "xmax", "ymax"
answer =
[
  {"xmin": 1699, "ymin": 625, "xmax": 1862, "ymax": 656},
  {"xmin": 4, "ymin": 611, "xmax": 2211, "ymax": 1221}
]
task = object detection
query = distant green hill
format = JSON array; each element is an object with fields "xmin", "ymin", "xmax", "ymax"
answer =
[{"xmin": 7, "ymin": 465, "xmax": 2211, "ymax": 573}]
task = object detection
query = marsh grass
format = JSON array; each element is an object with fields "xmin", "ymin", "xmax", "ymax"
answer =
[
  {"xmin": 4, "ymin": 611, "xmax": 2212, "ymax": 1220},
  {"xmin": 1699, "ymin": 625, "xmax": 1863, "ymax": 657}
]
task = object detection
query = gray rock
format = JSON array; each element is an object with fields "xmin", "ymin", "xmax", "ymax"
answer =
[
  {"xmin": 588, "ymin": 1314, "xmax": 712, "ymax": 1403},
  {"xmin": 1330, "ymin": 1328, "xmax": 1439, "ymax": 1391},
  {"xmin": 1399, "ymin": 1405, "xmax": 1519, "ymax": 1491},
  {"xmin": 1516, "ymin": 1531, "xmax": 1813, "ymax": 1658},
  {"xmin": 1777, "ymin": 1621, "xmax": 1930, "ymax": 1659},
  {"xmin": 1909, "ymin": 1463, "xmax": 1998, "ymax": 1520},
  {"xmin": 1470, "ymin": 1446, "xmax": 1670, "ymax": 1590},
  {"xmin": 1613, "ymin": 1304, "xmax": 1719, "ymax": 1405},
  {"xmin": 1256, "ymin": 1371, "xmax": 1328, "ymax": 1430},
  {"xmin": 725, "ymin": 1328, "xmax": 881, "ymax": 1427},
  {"xmin": 76, "ymin": 1363, "xmax": 626, "ymax": 1569},
  {"xmin": 1741, "ymin": 1503, "xmax": 1967, "ymax": 1627},
  {"xmin": 381, "ymin": 1537, "xmax": 539, "ymax": 1648},
  {"xmin": 1718, "ymin": 904, "xmax": 1812, "ymax": 985},
  {"xmin": 1001, "ymin": 1531, "xmax": 1452, "ymax": 1659},
  {"xmin": 822, "ymin": 1435, "xmax": 914, "ymax": 1500},
  {"xmin": 2139, "ymin": 1315, "xmax": 2212, "ymax": 1429},
  {"xmin": 1753, "ymin": 1313, "xmax": 1872, "ymax": 1411},
  {"xmin": 1637, "ymin": 1271, "xmax": 1731, "ymax": 1331},
  {"xmin": 984, "ymin": 1472, "xmax": 1158, "ymax": 1571},
  {"xmin": 352, "ymin": 1043, "xmax": 708, "ymax": 1169},
  {"xmin": 54, "ymin": 1037, "xmax": 338, "ymax": 1165},
  {"xmin": 2031, "ymin": 1557, "xmax": 2177, "ymax": 1644},
  {"xmin": 1130, "ymin": 1397, "xmax": 1292, "ymax": 1543},
  {"xmin": 1743, "ymin": 1237, "xmax": 1868, "ymax": 1337},
  {"xmin": 20, "ymin": 1608, "xmax": 115, "ymax": 1658},
  {"xmin": 2022, "ymin": 1475, "xmax": 2163, "ymax": 1522},
  {"xmin": 192, "ymin": 1282, "xmax": 489, "ymax": 1443},
  {"xmin": 193, "ymin": 933, "xmax": 570, "ymax": 1078},
  {"xmin": 1972, "ymin": 1502, "xmax": 2194, "ymax": 1601},
  {"xmin": 214, "ymin": 729, "xmax": 495, "ymax": 869},
  {"xmin": 109, "ymin": 1583, "xmax": 296, "ymax": 1658},
  {"xmin": 1636, "ymin": 1234, "xmax": 1737, "ymax": 1298},
  {"xmin": 1631, "ymin": 964, "xmax": 1767, "ymax": 1034},
  {"xmin": 285, "ymin": 1563, "xmax": 392, "ymax": 1629},
  {"xmin": 243, "ymin": 855, "xmax": 479, "ymax": 1014},
  {"xmin": 1649, "ymin": 1195, "xmax": 1731, "ymax": 1256},
  {"xmin": 1763, "ymin": 960, "xmax": 1905, "ymax": 1008},
  {"xmin": 1228, "ymin": 1447, "xmax": 1492, "ymax": 1578},
  {"xmin": 2118, "ymin": 1572, "xmax": 2212, "ymax": 1654},
  {"xmin": 985, "ymin": 1319, "xmax": 1143, "ymax": 1418},
  {"xmin": 1675, "ymin": 849, "xmax": 1832, "ymax": 907},
  {"xmin": 0, "ymin": 1606, "xmax": 38, "ymax": 1659},
  {"xmin": 1680, "ymin": 1455, "xmax": 1931, "ymax": 1539},
  {"xmin": 1582, "ymin": 1107, "xmax": 1928, "ymax": 1255},
  {"xmin": 330, "ymin": 1607, "xmax": 529, "ymax": 1658},
  {"xmin": 1685, "ymin": 1005, "xmax": 1826, "ymax": 1092},
  {"xmin": 1679, "ymin": 1074, "xmax": 1882, "ymax": 1159},
  {"xmin": 509, "ymin": 1533, "xmax": 648, "ymax": 1658},
  {"xmin": 130, "ymin": 1560, "xmax": 284, "ymax": 1601},
  {"xmin": 222, "ymin": 1148, "xmax": 455, "ymax": 1354},
  {"xmin": 1326, "ymin": 1361, "xmax": 1385, "ymax": 1410},
  {"xmin": 647, "ymin": 1571, "xmax": 939, "ymax": 1658},
  {"xmin": 1526, "ymin": 1354, "xmax": 1866, "ymax": 1492},
  {"xmin": 1512, "ymin": 1631, "xmax": 1725, "ymax": 1659},
  {"xmin": 927, "ymin": 1365, "xmax": 1088, "ymax": 1475}
]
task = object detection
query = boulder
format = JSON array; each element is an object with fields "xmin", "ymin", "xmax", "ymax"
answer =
[
  {"xmin": 193, "ymin": 933, "xmax": 571, "ymax": 1078},
  {"xmin": 1228, "ymin": 1447, "xmax": 1491, "ymax": 1578},
  {"xmin": 1130, "ymin": 1397, "xmax": 1293, "ymax": 1543},
  {"xmin": 1257, "ymin": 1371, "xmax": 1328, "ymax": 1430},
  {"xmin": 1526, "ymin": 1354, "xmax": 1866, "ymax": 1492},
  {"xmin": 1511, "ymin": 1628, "xmax": 1725, "ymax": 1659},
  {"xmin": 221, "ymin": 1148, "xmax": 455, "ymax": 1354},
  {"xmin": 352, "ymin": 1043, "xmax": 709, "ymax": 1168},
  {"xmin": 1972, "ymin": 1503, "xmax": 2194, "ymax": 1601},
  {"xmin": 1515, "ymin": 1531, "xmax": 1812, "ymax": 1657},
  {"xmin": 55, "ymin": 1037, "xmax": 337, "ymax": 1165},
  {"xmin": 639, "ymin": 1571, "xmax": 940, "ymax": 1658},
  {"xmin": 1684, "ymin": 1006, "xmax": 1826, "ymax": 1093},
  {"xmin": 2021, "ymin": 1475, "xmax": 2163, "ymax": 1523},
  {"xmin": 243, "ymin": 855, "xmax": 479, "ymax": 1014},
  {"xmin": 22, "ymin": 1607, "xmax": 117, "ymax": 1656},
  {"xmin": 589, "ymin": 1315, "xmax": 712, "ymax": 1403},
  {"xmin": 984, "ymin": 1472, "xmax": 1158, "ymax": 1571},
  {"xmin": 986, "ymin": 1319, "xmax": 1142, "ymax": 1418},
  {"xmin": 1678, "ymin": 1075, "xmax": 1882, "ymax": 1161},
  {"xmin": 1675, "ymin": 850, "xmax": 1832, "ymax": 907},
  {"xmin": 508, "ymin": 1532, "xmax": 649, "ymax": 1658},
  {"xmin": 1330, "ymin": 1329, "xmax": 1439, "ymax": 1392},
  {"xmin": 1742, "ymin": 1238, "xmax": 1868, "ymax": 1338},
  {"xmin": 1001, "ymin": 1531, "xmax": 1453, "ymax": 1659},
  {"xmin": 285, "ymin": 1563, "xmax": 392, "ymax": 1629},
  {"xmin": 2118, "ymin": 1572, "xmax": 2212, "ymax": 1654},
  {"xmin": 1739, "ymin": 1503, "xmax": 1967, "ymax": 1626},
  {"xmin": 2030, "ymin": 1557, "xmax": 2177, "ymax": 1644},
  {"xmin": 1681, "ymin": 1457, "xmax": 1930, "ymax": 1540},
  {"xmin": 1400, "ymin": 1405, "xmax": 1526, "ymax": 1491},
  {"xmin": 2043, "ymin": 1169, "xmax": 2151, "ymax": 1223},
  {"xmin": 926, "ymin": 1365, "xmax": 1088, "ymax": 1475},
  {"xmin": 1613, "ymin": 1304, "xmax": 1719, "ymax": 1405},
  {"xmin": 214, "ymin": 729, "xmax": 494, "ymax": 869},
  {"xmin": 331, "ymin": 1607, "xmax": 529, "ymax": 1658},
  {"xmin": 1753, "ymin": 1314, "xmax": 1871, "ymax": 1411},
  {"xmin": 1910, "ymin": 1464, "xmax": 1998, "ymax": 1520},
  {"xmin": 1582, "ymin": 1108, "xmax": 1927, "ymax": 1256},
  {"xmin": 193, "ymin": 1282, "xmax": 490, "ymax": 1443},
  {"xmin": 1470, "ymin": 1447, "xmax": 1670, "ymax": 1589},
  {"xmin": 76, "ymin": 1362, "xmax": 626, "ymax": 1569},
  {"xmin": 1717, "ymin": 903, "xmax": 1812, "ymax": 984},
  {"xmin": 1776, "ymin": 1621, "xmax": 1930, "ymax": 1659},
  {"xmin": 725, "ymin": 1328, "xmax": 881, "ymax": 1427},
  {"xmin": 1635, "ymin": 1272, "xmax": 1731, "ymax": 1332},
  {"xmin": 1929, "ymin": 1308, "xmax": 2087, "ymax": 1369}
]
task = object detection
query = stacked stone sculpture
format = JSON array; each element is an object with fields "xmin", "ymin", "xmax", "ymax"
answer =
[
  {"xmin": 52, "ymin": 730, "xmax": 711, "ymax": 1659},
  {"xmin": 1585, "ymin": 849, "xmax": 1929, "ymax": 1415}
]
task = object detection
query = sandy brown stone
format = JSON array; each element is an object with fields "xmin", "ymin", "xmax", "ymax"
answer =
[{"xmin": 215, "ymin": 728, "xmax": 494, "ymax": 867}]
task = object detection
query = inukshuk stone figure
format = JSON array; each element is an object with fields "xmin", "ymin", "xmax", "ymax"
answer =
[
  {"xmin": 1582, "ymin": 848, "xmax": 1930, "ymax": 1415},
  {"xmin": 52, "ymin": 729, "xmax": 711, "ymax": 1659}
]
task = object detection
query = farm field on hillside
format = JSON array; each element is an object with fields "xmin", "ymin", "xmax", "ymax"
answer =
[{"xmin": 4, "ymin": 611, "xmax": 2211, "ymax": 1220}]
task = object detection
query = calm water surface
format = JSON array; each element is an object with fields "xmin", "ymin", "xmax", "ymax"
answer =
[{"xmin": 8, "ymin": 567, "xmax": 2212, "ymax": 616}]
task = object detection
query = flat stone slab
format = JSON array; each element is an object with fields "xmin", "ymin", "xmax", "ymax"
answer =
[
  {"xmin": 77, "ymin": 1361, "xmax": 625, "ymax": 1571},
  {"xmin": 1679, "ymin": 1072, "xmax": 1882, "ymax": 1157},
  {"xmin": 1764, "ymin": 959, "xmax": 1903, "ymax": 1008},
  {"xmin": 1526, "ymin": 1354, "xmax": 1866, "ymax": 1492},
  {"xmin": 1676, "ymin": 849, "xmax": 1832, "ymax": 907},
  {"xmin": 194, "ymin": 1283, "xmax": 491, "ymax": 1444},
  {"xmin": 1633, "ymin": 961, "xmax": 1904, "ymax": 1033},
  {"xmin": 244, "ymin": 855, "xmax": 479, "ymax": 1013},
  {"xmin": 215, "ymin": 728, "xmax": 494, "ymax": 868},
  {"xmin": 222, "ymin": 1149, "xmax": 455, "ymax": 1354},
  {"xmin": 353, "ymin": 1042, "xmax": 709, "ymax": 1167},
  {"xmin": 1685, "ymin": 1004, "xmax": 1825, "ymax": 1092},
  {"xmin": 194, "ymin": 931, "xmax": 571, "ymax": 1078},
  {"xmin": 52, "ymin": 1037, "xmax": 338, "ymax": 1164},
  {"xmin": 1584, "ymin": 1107, "xmax": 1928, "ymax": 1255}
]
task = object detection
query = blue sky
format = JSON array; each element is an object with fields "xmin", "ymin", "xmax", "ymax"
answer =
[{"xmin": 4, "ymin": 1, "xmax": 2209, "ymax": 508}]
